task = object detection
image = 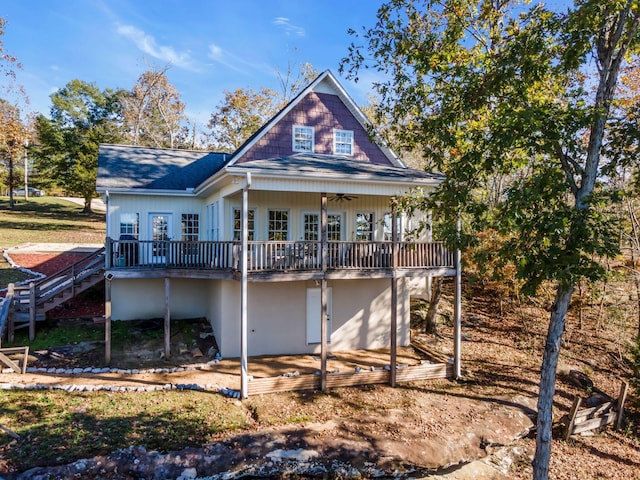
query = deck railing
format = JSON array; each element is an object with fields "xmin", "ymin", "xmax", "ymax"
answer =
[{"xmin": 106, "ymin": 238, "xmax": 454, "ymax": 272}]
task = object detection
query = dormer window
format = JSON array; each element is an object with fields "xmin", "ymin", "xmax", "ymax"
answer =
[
  {"xmin": 334, "ymin": 129, "xmax": 354, "ymax": 155},
  {"xmin": 293, "ymin": 125, "xmax": 314, "ymax": 152}
]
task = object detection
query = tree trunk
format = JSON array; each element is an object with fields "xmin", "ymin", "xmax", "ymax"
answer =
[
  {"xmin": 532, "ymin": 284, "xmax": 574, "ymax": 480},
  {"xmin": 83, "ymin": 196, "xmax": 93, "ymax": 214},
  {"xmin": 425, "ymin": 276, "xmax": 443, "ymax": 334}
]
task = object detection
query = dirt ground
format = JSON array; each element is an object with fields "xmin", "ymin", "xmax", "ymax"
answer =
[{"xmin": 2, "ymin": 251, "xmax": 640, "ymax": 479}]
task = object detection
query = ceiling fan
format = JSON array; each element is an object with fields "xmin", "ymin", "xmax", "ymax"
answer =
[{"xmin": 329, "ymin": 193, "xmax": 358, "ymax": 202}]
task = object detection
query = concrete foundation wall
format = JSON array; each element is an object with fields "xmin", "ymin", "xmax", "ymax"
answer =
[
  {"xmin": 216, "ymin": 278, "xmax": 410, "ymax": 358},
  {"xmin": 110, "ymin": 278, "xmax": 208, "ymax": 320}
]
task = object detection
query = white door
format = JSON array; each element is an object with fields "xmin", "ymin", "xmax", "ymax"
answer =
[
  {"xmin": 149, "ymin": 213, "xmax": 173, "ymax": 263},
  {"xmin": 306, "ymin": 287, "xmax": 332, "ymax": 344}
]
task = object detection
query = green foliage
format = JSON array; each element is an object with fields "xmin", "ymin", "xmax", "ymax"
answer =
[
  {"xmin": 342, "ymin": 0, "xmax": 639, "ymax": 291},
  {"xmin": 207, "ymin": 87, "xmax": 280, "ymax": 151},
  {"xmin": 31, "ymin": 80, "xmax": 124, "ymax": 211}
]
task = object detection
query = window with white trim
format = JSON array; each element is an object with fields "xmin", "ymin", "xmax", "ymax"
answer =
[
  {"xmin": 268, "ymin": 209, "xmax": 289, "ymax": 241},
  {"xmin": 303, "ymin": 213, "xmax": 319, "ymax": 241},
  {"xmin": 293, "ymin": 125, "xmax": 314, "ymax": 152},
  {"xmin": 233, "ymin": 208, "xmax": 255, "ymax": 241},
  {"xmin": 355, "ymin": 212, "xmax": 374, "ymax": 241},
  {"xmin": 383, "ymin": 213, "xmax": 402, "ymax": 241},
  {"xmin": 334, "ymin": 129, "xmax": 353, "ymax": 155},
  {"xmin": 327, "ymin": 214, "xmax": 342, "ymax": 241},
  {"xmin": 119, "ymin": 213, "xmax": 139, "ymax": 238},
  {"xmin": 181, "ymin": 214, "xmax": 199, "ymax": 241}
]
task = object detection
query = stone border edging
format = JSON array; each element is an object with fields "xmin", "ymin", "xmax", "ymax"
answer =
[
  {"xmin": 1, "ymin": 248, "xmax": 46, "ymax": 293},
  {"xmin": 0, "ymin": 358, "xmax": 243, "ymax": 398}
]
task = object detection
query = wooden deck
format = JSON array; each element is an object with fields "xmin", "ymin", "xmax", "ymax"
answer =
[
  {"xmin": 105, "ymin": 238, "xmax": 456, "ymax": 280},
  {"xmin": 207, "ymin": 346, "xmax": 454, "ymax": 396},
  {"xmin": 247, "ymin": 363, "xmax": 453, "ymax": 396}
]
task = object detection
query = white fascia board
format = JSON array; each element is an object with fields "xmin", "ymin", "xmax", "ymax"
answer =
[
  {"xmin": 224, "ymin": 166, "xmax": 443, "ymax": 188},
  {"xmin": 193, "ymin": 168, "xmax": 237, "ymax": 196},
  {"xmin": 95, "ymin": 188, "xmax": 196, "ymax": 197}
]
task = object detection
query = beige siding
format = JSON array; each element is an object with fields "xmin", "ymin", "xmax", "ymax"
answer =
[
  {"xmin": 110, "ymin": 278, "xmax": 208, "ymax": 320},
  {"xmin": 108, "ymin": 195, "xmax": 204, "ymax": 240},
  {"xmin": 225, "ymin": 190, "xmax": 415, "ymax": 242},
  {"xmin": 217, "ymin": 279, "xmax": 410, "ymax": 358}
]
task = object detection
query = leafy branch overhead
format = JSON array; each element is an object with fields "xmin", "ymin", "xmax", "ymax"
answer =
[{"xmin": 341, "ymin": 1, "xmax": 639, "ymax": 479}]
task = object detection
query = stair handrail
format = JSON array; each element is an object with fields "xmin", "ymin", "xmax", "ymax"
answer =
[
  {"xmin": 0, "ymin": 284, "xmax": 15, "ymax": 340},
  {"xmin": 12, "ymin": 248, "xmax": 106, "ymax": 308}
]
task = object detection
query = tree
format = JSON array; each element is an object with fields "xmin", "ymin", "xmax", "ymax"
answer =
[
  {"xmin": 32, "ymin": 80, "xmax": 123, "ymax": 212},
  {"xmin": 0, "ymin": 98, "xmax": 27, "ymax": 207},
  {"xmin": 206, "ymin": 87, "xmax": 279, "ymax": 151},
  {"xmin": 0, "ymin": 18, "xmax": 29, "ymax": 208},
  {"xmin": 207, "ymin": 62, "xmax": 318, "ymax": 152},
  {"xmin": 119, "ymin": 66, "xmax": 187, "ymax": 148},
  {"xmin": 342, "ymin": 1, "xmax": 639, "ymax": 478}
]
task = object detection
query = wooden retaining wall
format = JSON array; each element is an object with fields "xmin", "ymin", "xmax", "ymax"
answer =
[
  {"xmin": 247, "ymin": 362, "xmax": 453, "ymax": 396},
  {"xmin": 564, "ymin": 381, "xmax": 629, "ymax": 439}
]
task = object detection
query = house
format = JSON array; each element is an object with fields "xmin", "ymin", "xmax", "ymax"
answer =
[{"xmin": 96, "ymin": 70, "xmax": 461, "ymax": 397}]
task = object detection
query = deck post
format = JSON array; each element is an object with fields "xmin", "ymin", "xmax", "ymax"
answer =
[
  {"xmin": 320, "ymin": 192, "xmax": 328, "ymax": 392},
  {"xmin": 453, "ymin": 215, "xmax": 462, "ymax": 379},
  {"xmin": 105, "ymin": 278, "xmax": 112, "ymax": 365},
  {"xmin": 426, "ymin": 211, "xmax": 433, "ymax": 298},
  {"xmin": 164, "ymin": 277, "xmax": 171, "ymax": 359},
  {"xmin": 28, "ymin": 282, "xmax": 36, "ymax": 341},
  {"xmin": 240, "ymin": 174, "xmax": 251, "ymax": 399},
  {"xmin": 390, "ymin": 202, "xmax": 398, "ymax": 387},
  {"xmin": 6, "ymin": 283, "xmax": 15, "ymax": 344}
]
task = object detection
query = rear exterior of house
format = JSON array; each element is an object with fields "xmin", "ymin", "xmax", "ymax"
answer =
[{"xmin": 97, "ymin": 71, "xmax": 459, "ymax": 388}]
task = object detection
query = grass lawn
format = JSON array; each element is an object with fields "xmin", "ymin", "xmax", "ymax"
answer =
[{"xmin": 0, "ymin": 197, "xmax": 105, "ymax": 290}]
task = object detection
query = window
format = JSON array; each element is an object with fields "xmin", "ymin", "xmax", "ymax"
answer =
[
  {"xmin": 327, "ymin": 214, "xmax": 342, "ymax": 241},
  {"xmin": 119, "ymin": 213, "xmax": 139, "ymax": 238},
  {"xmin": 303, "ymin": 213, "xmax": 319, "ymax": 241},
  {"xmin": 383, "ymin": 213, "xmax": 402, "ymax": 241},
  {"xmin": 355, "ymin": 212, "xmax": 374, "ymax": 241},
  {"xmin": 181, "ymin": 214, "xmax": 199, "ymax": 241},
  {"xmin": 304, "ymin": 213, "xmax": 342, "ymax": 241},
  {"xmin": 268, "ymin": 210, "xmax": 289, "ymax": 241},
  {"xmin": 181, "ymin": 213, "xmax": 199, "ymax": 257},
  {"xmin": 293, "ymin": 125, "xmax": 314, "ymax": 152},
  {"xmin": 233, "ymin": 208, "xmax": 255, "ymax": 241},
  {"xmin": 334, "ymin": 129, "xmax": 354, "ymax": 155}
]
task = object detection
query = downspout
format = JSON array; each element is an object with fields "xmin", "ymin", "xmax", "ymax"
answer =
[{"xmin": 240, "ymin": 172, "xmax": 251, "ymax": 398}]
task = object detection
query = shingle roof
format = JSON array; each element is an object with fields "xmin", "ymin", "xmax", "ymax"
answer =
[
  {"xmin": 96, "ymin": 144, "xmax": 229, "ymax": 191},
  {"xmin": 226, "ymin": 153, "xmax": 444, "ymax": 184}
]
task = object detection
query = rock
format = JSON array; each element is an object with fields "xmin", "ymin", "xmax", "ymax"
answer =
[
  {"xmin": 567, "ymin": 369, "xmax": 594, "ymax": 390},
  {"xmin": 191, "ymin": 348, "xmax": 203, "ymax": 358}
]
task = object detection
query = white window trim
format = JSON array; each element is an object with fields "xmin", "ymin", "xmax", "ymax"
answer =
[
  {"xmin": 267, "ymin": 208, "xmax": 291, "ymax": 241},
  {"xmin": 293, "ymin": 125, "xmax": 314, "ymax": 153},
  {"xmin": 355, "ymin": 211, "xmax": 375, "ymax": 241},
  {"xmin": 333, "ymin": 129, "xmax": 354, "ymax": 156},
  {"xmin": 232, "ymin": 207, "xmax": 256, "ymax": 241}
]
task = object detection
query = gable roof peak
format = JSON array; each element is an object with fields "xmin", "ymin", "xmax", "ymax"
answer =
[{"xmin": 226, "ymin": 69, "xmax": 405, "ymax": 169}]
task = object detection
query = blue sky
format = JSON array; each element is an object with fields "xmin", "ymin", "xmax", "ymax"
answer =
[
  {"xmin": 3, "ymin": 0, "xmax": 572, "ymax": 134},
  {"xmin": 2, "ymin": 0, "xmax": 384, "ymax": 130}
]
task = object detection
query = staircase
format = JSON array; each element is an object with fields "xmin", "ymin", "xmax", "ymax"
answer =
[{"xmin": 10, "ymin": 248, "xmax": 106, "ymax": 339}]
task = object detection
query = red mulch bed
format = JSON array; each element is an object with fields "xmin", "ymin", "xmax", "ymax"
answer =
[{"xmin": 8, "ymin": 252, "xmax": 105, "ymax": 318}]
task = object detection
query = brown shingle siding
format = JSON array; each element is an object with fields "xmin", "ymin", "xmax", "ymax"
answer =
[{"xmin": 237, "ymin": 92, "xmax": 392, "ymax": 165}]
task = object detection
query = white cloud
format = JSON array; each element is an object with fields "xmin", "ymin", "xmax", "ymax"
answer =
[
  {"xmin": 273, "ymin": 17, "xmax": 305, "ymax": 37},
  {"xmin": 206, "ymin": 43, "xmax": 274, "ymax": 77},
  {"xmin": 116, "ymin": 24, "xmax": 195, "ymax": 71}
]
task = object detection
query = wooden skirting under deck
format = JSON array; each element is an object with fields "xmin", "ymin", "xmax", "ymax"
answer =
[{"xmin": 247, "ymin": 362, "xmax": 453, "ymax": 396}]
